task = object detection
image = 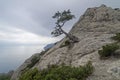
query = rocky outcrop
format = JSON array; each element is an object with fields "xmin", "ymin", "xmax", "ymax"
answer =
[
  {"xmin": 44, "ymin": 43, "xmax": 55, "ymax": 50},
  {"xmin": 11, "ymin": 5, "xmax": 120, "ymax": 80},
  {"xmin": 11, "ymin": 53, "xmax": 40, "ymax": 80}
]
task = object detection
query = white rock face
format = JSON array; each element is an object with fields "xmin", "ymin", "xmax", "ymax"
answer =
[
  {"xmin": 11, "ymin": 5, "xmax": 120, "ymax": 80},
  {"xmin": 108, "ymin": 65, "xmax": 120, "ymax": 79}
]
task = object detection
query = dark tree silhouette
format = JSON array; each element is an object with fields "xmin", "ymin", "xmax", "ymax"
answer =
[{"xmin": 51, "ymin": 10, "xmax": 79, "ymax": 42}]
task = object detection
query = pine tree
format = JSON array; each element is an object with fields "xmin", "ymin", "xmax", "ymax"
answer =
[{"xmin": 51, "ymin": 10, "xmax": 79, "ymax": 42}]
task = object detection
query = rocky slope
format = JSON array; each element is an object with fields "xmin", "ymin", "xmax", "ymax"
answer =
[{"xmin": 11, "ymin": 4, "xmax": 120, "ymax": 80}]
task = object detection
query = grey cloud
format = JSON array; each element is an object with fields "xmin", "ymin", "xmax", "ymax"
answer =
[
  {"xmin": 0, "ymin": 0, "xmax": 120, "ymax": 39},
  {"xmin": 1, "ymin": 0, "xmax": 120, "ymax": 73}
]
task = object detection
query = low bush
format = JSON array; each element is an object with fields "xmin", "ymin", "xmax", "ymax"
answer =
[
  {"xmin": 19, "ymin": 61, "xmax": 94, "ymax": 80},
  {"xmin": 111, "ymin": 33, "xmax": 120, "ymax": 41},
  {"xmin": 27, "ymin": 56, "xmax": 40, "ymax": 68},
  {"xmin": 0, "ymin": 74, "xmax": 11, "ymax": 80},
  {"xmin": 22, "ymin": 50, "xmax": 49, "ymax": 74},
  {"xmin": 98, "ymin": 43, "xmax": 119, "ymax": 58},
  {"xmin": 27, "ymin": 50, "xmax": 49, "ymax": 69}
]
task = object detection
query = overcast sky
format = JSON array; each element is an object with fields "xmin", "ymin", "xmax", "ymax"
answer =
[{"xmin": 0, "ymin": 0, "xmax": 120, "ymax": 45}]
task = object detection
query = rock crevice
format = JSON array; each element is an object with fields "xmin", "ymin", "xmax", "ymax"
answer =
[{"xmin": 11, "ymin": 5, "xmax": 120, "ymax": 80}]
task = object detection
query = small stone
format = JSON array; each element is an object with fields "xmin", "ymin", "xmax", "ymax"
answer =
[
  {"xmin": 110, "ymin": 68, "xmax": 118, "ymax": 73},
  {"xmin": 108, "ymin": 66, "xmax": 120, "ymax": 79}
]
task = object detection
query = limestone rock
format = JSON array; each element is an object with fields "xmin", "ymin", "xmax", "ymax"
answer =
[
  {"xmin": 11, "ymin": 5, "xmax": 120, "ymax": 80},
  {"xmin": 11, "ymin": 53, "xmax": 40, "ymax": 80},
  {"xmin": 108, "ymin": 66, "xmax": 120, "ymax": 79}
]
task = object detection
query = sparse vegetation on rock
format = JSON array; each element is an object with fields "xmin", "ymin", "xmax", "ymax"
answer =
[
  {"xmin": 111, "ymin": 33, "xmax": 120, "ymax": 42},
  {"xmin": 0, "ymin": 75, "xmax": 11, "ymax": 80},
  {"xmin": 27, "ymin": 50, "xmax": 49, "ymax": 69},
  {"xmin": 98, "ymin": 43, "xmax": 119, "ymax": 58},
  {"xmin": 20, "ymin": 50, "xmax": 49, "ymax": 75},
  {"xmin": 11, "ymin": 5, "xmax": 120, "ymax": 80},
  {"xmin": 27, "ymin": 56, "xmax": 40, "ymax": 68},
  {"xmin": 0, "ymin": 71, "xmax": 13, "ymax": 80},
  {"xmin": 19, "ymin": 61, "xmax": 94, "ymax": 80}
]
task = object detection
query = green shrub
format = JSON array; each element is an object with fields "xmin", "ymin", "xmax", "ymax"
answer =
[
  {"xmin": 40, "ymin": 50, "xmax": 49, "ymax": 56},
  {"xmin": 22, "ymin": 50, "xmax": 49, "ymax": 74},
  {"xmin": 19, "ymin": 68, "xmax": 39, "ymax": 80},
  {"xmin": 27, "ymin": 56, "xmax": 40, "ymax": 68},
  {"xmin": 19, "ymin": 61, "xmax": 94, "ymax": 80},
  {"xmin": 0, "ymin": 74, "xmax": 11, "ymax": 80},
  {"xmin": 27, "ymin": 50, "xmax": 50, "ymax": 68},
  {"xmin": 98, "ymin": 43, "xmax": 119, "ymax": 58},
  {"xmin": 111, "ymin": 33, "xmax": 120, "ymax": 41}
]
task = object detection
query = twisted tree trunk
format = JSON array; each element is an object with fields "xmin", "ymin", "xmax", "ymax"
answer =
[{"xmin": 60, "ymin": 27, "xmax": 79, "ymax": 42}]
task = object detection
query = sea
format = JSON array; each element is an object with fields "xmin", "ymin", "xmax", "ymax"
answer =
[{"xmin": 0, "ymin": 45, "xmax": 44, "ymax": 73}]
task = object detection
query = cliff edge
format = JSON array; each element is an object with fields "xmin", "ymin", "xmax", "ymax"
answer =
[{"xmin": 11, "ymin": 5, "xmax": 120, "ymax": 80}]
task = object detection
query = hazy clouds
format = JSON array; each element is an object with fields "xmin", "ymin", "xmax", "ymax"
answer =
[
  {"xmin": 1, "ymin": 0, "xmax": 120, "ymax": 73},
  {"xmin": 0, "ymin": 0, "xmax": 120, "ymax": 45}
]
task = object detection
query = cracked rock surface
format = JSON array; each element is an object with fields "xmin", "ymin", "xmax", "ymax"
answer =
[{"xmin": 11, "ymin": 5, "xmax": 120, "ymax": 80}]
